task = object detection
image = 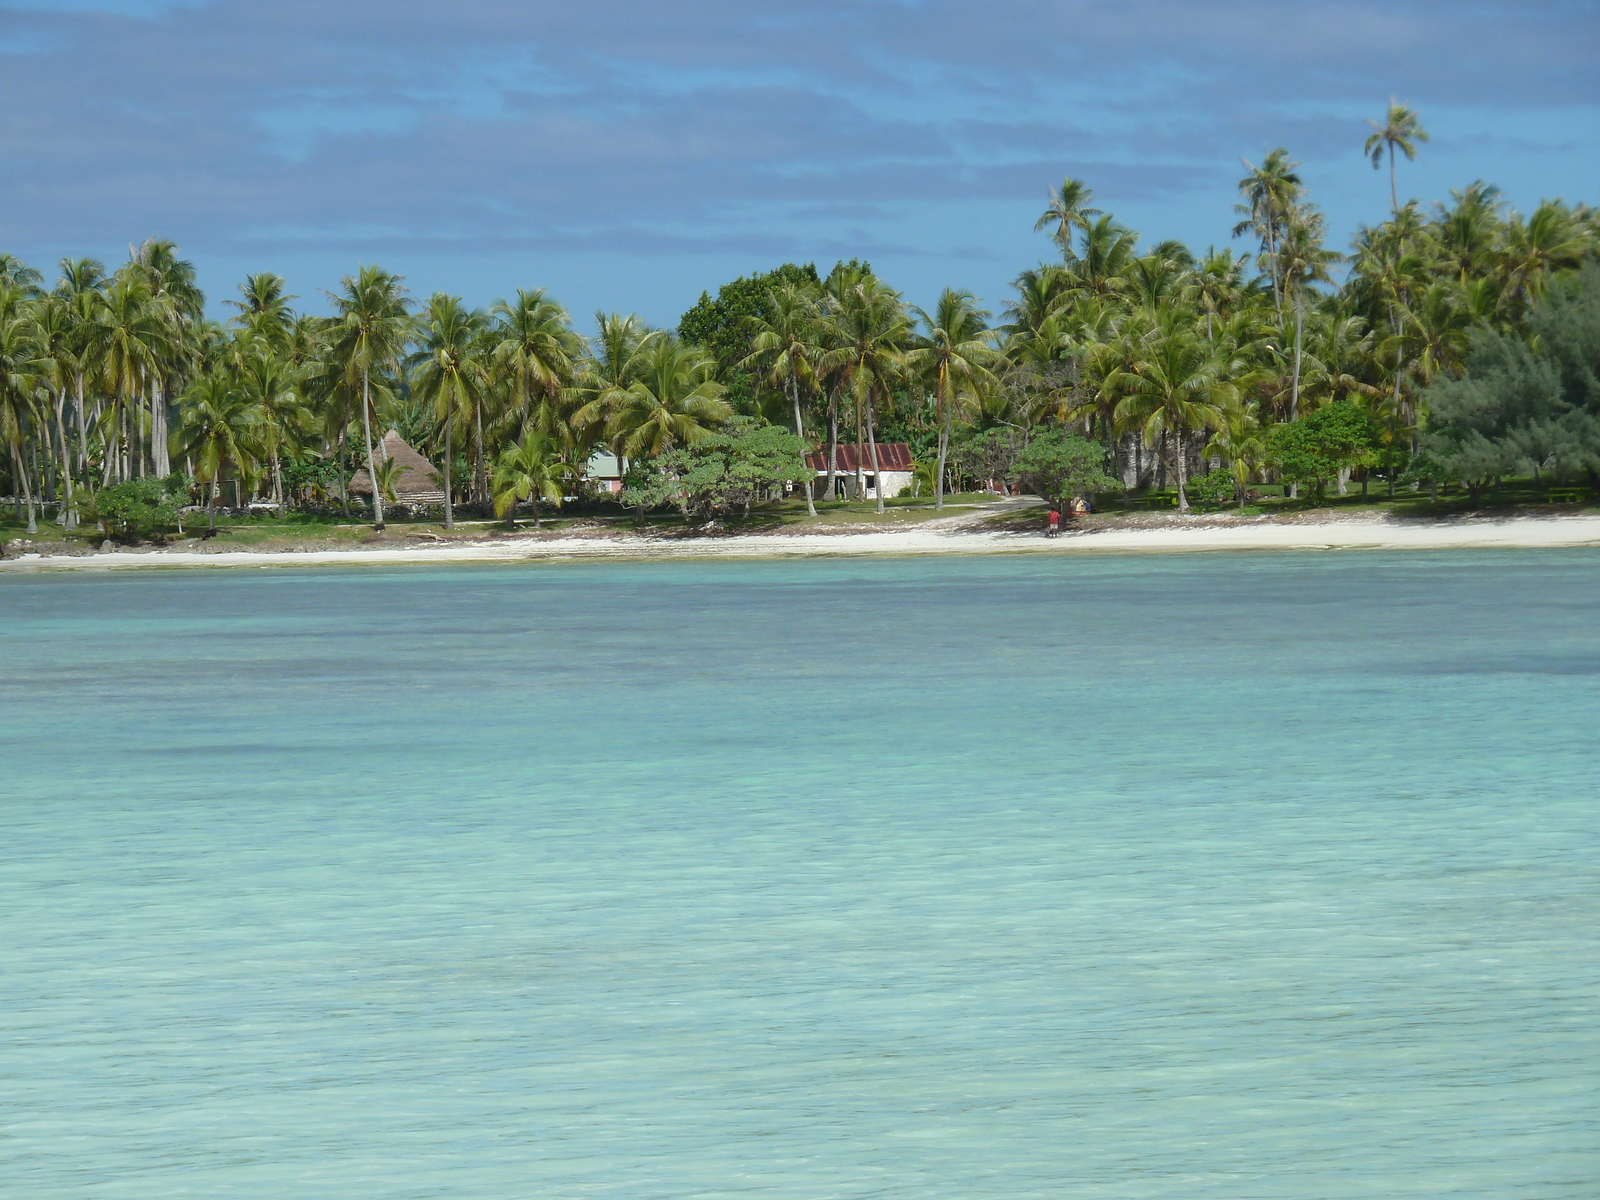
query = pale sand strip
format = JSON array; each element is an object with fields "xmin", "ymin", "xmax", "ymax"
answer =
[{"xmin": 3, "ymin": 514, "xmax": 1599, "ymax": 572}]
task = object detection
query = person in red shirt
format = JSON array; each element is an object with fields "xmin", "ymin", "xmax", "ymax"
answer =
[{"xmin": 1047, "ymin": 507, "xmax": 1061, "ymax": 536}]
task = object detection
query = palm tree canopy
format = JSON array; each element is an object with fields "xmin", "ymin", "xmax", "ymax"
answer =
[
  {"xmin": 607, "ymin": 337, "xmax": 732, "ymax": 458},
  {"xmin": 1365, "ymin": 100, "xmax": 1429, "ymax": 168}
]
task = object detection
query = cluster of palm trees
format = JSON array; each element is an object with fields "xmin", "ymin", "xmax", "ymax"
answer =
[{"xmin": 2, "ymin": 100, "xmax": 1596, "ymax": 535}]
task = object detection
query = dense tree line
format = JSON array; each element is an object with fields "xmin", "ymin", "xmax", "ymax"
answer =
[{"xmin": 1, "ymin": 101, "xmax": 1597, "ymax": 538}]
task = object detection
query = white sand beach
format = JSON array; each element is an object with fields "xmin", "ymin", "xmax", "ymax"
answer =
[{"xmin": 4, "ymin": 511, "xmax": 1599, "ymax": 572}]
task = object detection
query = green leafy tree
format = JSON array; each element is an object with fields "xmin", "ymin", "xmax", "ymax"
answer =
[
  {"xmin": 678, "ymin": 263, "xmax": 821, "ymax": 412},
  {"xmin": 1013, "ymin": 429, "xmax": 1119, "ymax": 508},
  {"xmin": 1268, "ymin": 403, "xmax": 1379, "ymax": 502},
  {"xmin": 637, "ymin": 419, "xmax": 814, "ymax": 520},
  {"xmin": 1420, "ymin": 264, "xmax": 1600, "ymax": 503},
  {"xmin": 89, "ymin": 477, "xmax": 177, "ymax": 542}
]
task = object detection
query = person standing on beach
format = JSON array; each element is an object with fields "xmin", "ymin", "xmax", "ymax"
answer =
[{"xmin": 1047, "ymin": 507, "xmax": 1060, "ymax": 537}]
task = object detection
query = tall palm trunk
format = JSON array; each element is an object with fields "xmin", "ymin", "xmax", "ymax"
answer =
[
  {"xmin": 55, "ymin": 388, "xmax": 75, "ymax": 528},
  {"xmin": 360, "ymin": 370, "xmax": 384, "ymax": 530},
  {"xmin": 864, "ymin": 385, "xmax": 885, "ymax": 515},
  {"xmin": 935, "ymin": 401, "xmax": 952, "ymax": 512},
  {"xmin": 75, "ymin": 374, "xmax": 88, "ymax": 490},
  {"xmin": 825, "ymin": 385, "xmax": 839, "ymax": 501},
  {"xmin": 336, "ymin": 428, "xmax": 351, "ymax": 516},
  {"xmin": 443, "ymin": 417, "xmax": 455, "ymax": 530},
  {"xmin": 790, "ymin": 373, "xmax": 815, "ymax": 516},
  {"xmin": 153, "ymin": 380, "xmax": 170, "ymax": 476},
  {"xmin": 1289, "ymin": 286, "xmax": 1304, "ymax": 421},
  {"xmin": 474, "ymin": 404, "xmax": 487, "ymax": 509},
  {"xmin": 852, "ymin": 385, "xmax": 864, "ymax": 501},
  {"xmin": 1173, "ymin": 429, "xmax": 1190, "ymax": 512}
]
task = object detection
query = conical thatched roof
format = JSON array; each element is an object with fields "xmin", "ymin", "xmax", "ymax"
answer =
[{"xmin": 349, "ymin": 430, "xmax": 446, "ymax": 503}]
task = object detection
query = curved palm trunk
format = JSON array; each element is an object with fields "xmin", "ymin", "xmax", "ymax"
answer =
[
  {"xmin": 1389, "ymin": 145, "xmax": 1398, "ymax": 214},
  {"xmin": 360, "ymin": 370, "xmax": 384, "ymax": 530},
  {"xmin": 12, "ymin": 444, "xmax": 37, "ymax": 534}
]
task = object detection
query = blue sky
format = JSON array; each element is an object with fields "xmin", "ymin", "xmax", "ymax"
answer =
[{"xmin": 1, "ymin": 0, "xmax": 1596, "ymax": 331}]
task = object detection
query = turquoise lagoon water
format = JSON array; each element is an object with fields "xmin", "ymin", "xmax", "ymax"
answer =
[{"xmin": 2, "ymin": 551, "xmax": 1598, "ymax": 1198}]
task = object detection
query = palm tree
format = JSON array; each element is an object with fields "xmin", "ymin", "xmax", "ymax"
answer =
[
  {"xmin": 94, "ymin": 273, "xmax": 164, "ymax": 484},
  {"xmin": 226, "ymin": 273, "xmax": 298, "ymax": 352},
  {"xmin": 607, "ymin": 336, "xmax": 731, "ymax": 459},
  {"xmin": 1034, "ymin": 176, "xmax": 1101, "ymax": 261},
  {"xmin": 488, "ymin": 289, "xmax": 581, "ymax": 452},
  {"xmin": 373, "ymin": 456, "xmax": 404, "ymax": 505},
  {"xmin": 325, "ymin": 266, "xmax": 411, "ymax": 530},
  {"xmin": 907, "ymin": 289, "xmax": 999, "ymax": 510},
  {"xmin": 574, "ymin": 312, "xmax": 659, "ymax": 477},
  {"xmin": 1072, "ymin": 216, "xmax": 1140, "ymax": 296},
  {"xmin": 170, "ymin": 375, "xmax": 259, "ymax": 529},
  {"xmin": 1112, "ymin": 330, "xmax": 1229, "ymax": 511},
  {"xmin": 491, "ymin": 432, "xmax": 573, "ymax": 528},
  {"xmin": 408, "ymin": 294, "xmax": 488, "ymax": 530},
  {"xmin": 0, "ymin": 314, "xmax": 51, "ymax": 533},
  {"xmin": 1205, "ymin": 410, "xmax": 1267, "ymax": 507},
  {"xmin": 1233, "ymin": 149, "xmax": 1303, "ymax": 311},
  {"xmin": 740, "ymin": 283, "xmax": 822, "ymax": 515},
  {"xmin": 234, "ymin": 351, "xmax": 307, "ymax": 505},
  {"xmin": 818, "ymin": 272, "xmax": 910, "ymax": 513},
  {"xmin": 131, "ymin": 240, "xmax": 203, "ymax": 476},
  {"xmin": 0, "ymin": 254, "xmax": 43, "ymax": 295},
  {"xmin": 53, "ymin": 258, "xmax": 106, "ymax": 491},
  {"xmin": 1276, "ymin": 204, "xmax": 1340, "ymax": 420},
  {"xmin": 1365, "ymin": 100, "xmax": 1429, "ymax": 214},
  {"xmin": 29, "ymin": 295, "xmax": 82, "ymax": 526}
]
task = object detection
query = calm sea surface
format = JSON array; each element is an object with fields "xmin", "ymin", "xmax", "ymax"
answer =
[{"xmin": 2, "ymin": 551, "xmax": 1598, "ymax": 1198}]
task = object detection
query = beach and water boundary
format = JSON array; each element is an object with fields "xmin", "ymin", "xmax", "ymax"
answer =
[{"xmin": 4, "ymin": 511, "xmax": 1600, "ymax": 571}]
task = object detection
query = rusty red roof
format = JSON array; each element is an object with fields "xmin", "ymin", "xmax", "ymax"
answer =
[{"xmin": 804, "ymin": 443, "xmax": 914, "ymax": 473}]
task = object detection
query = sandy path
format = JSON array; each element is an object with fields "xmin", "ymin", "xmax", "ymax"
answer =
[{"xmin": 3, "ymin": 512, "xmax": 1599, "ymax": 572}]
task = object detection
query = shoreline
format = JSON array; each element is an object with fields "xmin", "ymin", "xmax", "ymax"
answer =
[{"xmin": 3, "ymin": 512, "xmax": 1600, "ymax": 572}]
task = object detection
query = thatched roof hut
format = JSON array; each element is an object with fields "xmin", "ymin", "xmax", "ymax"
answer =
[{"xmin": 349, "ymin": 430, "xmax": 446, "ymax": 504}]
